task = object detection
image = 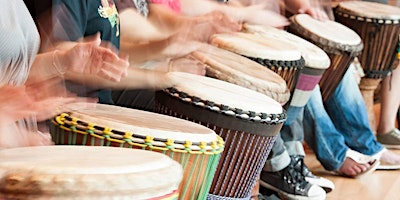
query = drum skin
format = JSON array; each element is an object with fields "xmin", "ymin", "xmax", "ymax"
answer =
[
  {"xmin": 50, "ymin": 103, "xmax": 223, "ymax": 200},
  {"xmin": 154, "ymin": 72, "xmax": 286, "ymax": 200}
]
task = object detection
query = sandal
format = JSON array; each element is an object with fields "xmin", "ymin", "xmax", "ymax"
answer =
[{"xmin": 337, "ymin": 149, "xmax": 379, "ymax": 179}]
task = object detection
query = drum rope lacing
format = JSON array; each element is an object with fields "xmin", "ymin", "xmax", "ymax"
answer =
[
  {"xmin": 165, "ymin": 88, "xmax": 287, "ymax": 125},
  {"xmin": 52, "ymin": 113, "xmax": 224, "ymax": 155},
  {"xmin": 334, "ymin": 8, "xmax": 399, "ymax": 78},
  {"xmin": 289, "ymin": 17, "xmax": 364, "ymax": 56},
  {"xmin": 243, "ymin": 56, "xmax": 305, "ymax": 69},
  {"xmin": 334, "ymin": 9, "xmax": 400, "ymax": 25}
]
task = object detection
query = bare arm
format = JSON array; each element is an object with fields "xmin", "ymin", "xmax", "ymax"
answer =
[{"xmin": 65, "ymin": 67, "xmax": 174, "ymax": 90}]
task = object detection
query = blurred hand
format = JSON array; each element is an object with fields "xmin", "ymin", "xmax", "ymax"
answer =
[
  {"xmin": 241, "ymin": 4, "xmax": 289, "ymax": 27},
  {"xmin": 56, "ymin": 33, "xmax": 130, "ymax": 82},
  {"xmin": 178, "ymin": 11, "xmax": 242, "ymax": 43},
  {"xmin": 169, "ymin": 56, "xmax": 207, "ymax": 75},
  {"xmin": 0, "ymin": 79, "xmax": 97, "ymax": 125},
  {"xmin": 299, "ymin": 6, "xmax": 333, "ymax": 21}
]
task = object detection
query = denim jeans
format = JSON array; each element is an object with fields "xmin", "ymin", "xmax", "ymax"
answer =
[
  {"xmin": 263, "ymin": 99, "xmax": 307, "ymax": 172},
  {"xmin": 303, "ymin": 67, "xmax": 384, "ymax": 170},
  {"xmin": 265, "ymin": 66, "xmax": 384, "ymax": 171}
]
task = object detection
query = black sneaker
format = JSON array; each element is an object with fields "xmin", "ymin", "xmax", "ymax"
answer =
[
  {"xmin": 260, "ymin": 158, "xmax": 326, "ymax": 200},
  {"xmin": 291, "ymin": 155, "xmax": 335, "ymax": 193}
]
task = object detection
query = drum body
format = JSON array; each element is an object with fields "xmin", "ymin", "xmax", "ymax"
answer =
[
  {"xmin": 50, "ymin": 104, "xmax": 224, "ymax": 200},
  {"xmin": 190, "ymin": 44, "xmax": 290, "ymax": 105},
  {"xmin": 289, "ymin": 14, "xmax": 363, "ymax": 101},
  {"xmin": 243, "ymin": 24, "xmax": 331, "ymax": 110},
  {"xmin": 210, "ymin": 32, "xmax": 305, "ymax": 98},
  {"xmin": 154, "ymin": 72, "xmax": 286, "ymax": 199},
  {"xmin": 334, "ymin": 1, "xmax": 400, "ymax": 79},
  {"xmin": 0, "ymin": 146, "xmax": 182, "ymax": 200}
]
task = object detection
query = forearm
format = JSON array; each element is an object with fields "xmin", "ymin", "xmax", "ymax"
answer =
[
  {"xmin": 119, "ymin": 8, "xmax": 168, "ymax": 43},
  {"xmin": 27, "ymin": 51, "xmax": 65, "ymax": 84},
  {"xmin": 65, "ymin": 67, "xmax": 173, "ymax": 90},
  {"xmin": 147, "ymin": 4, "xmax": 191, "ymax": 35},
  {"xmin": 180, "ymin": 0, "xmax": 245, "ymax": 20},
  {"xmin": 120, "ymin": 38, "xmax": 171, "ymax": 64}
]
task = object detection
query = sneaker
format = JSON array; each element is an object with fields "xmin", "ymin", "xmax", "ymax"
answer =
[
  {"xmin": 376, "ymin": 128, "xmax": 400, "ymax": 149},
  {"xmin": 260, "ymin": 158, "xmax": 326, "ymax": 200},
  {"xmin": 291, "ymin": 155, "xmax": 335, "ymax": 193}
]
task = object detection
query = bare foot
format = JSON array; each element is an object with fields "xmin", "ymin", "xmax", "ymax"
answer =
[{"xmin": 339, "ymin": 157, "xmax": 373, "ymax": 177}]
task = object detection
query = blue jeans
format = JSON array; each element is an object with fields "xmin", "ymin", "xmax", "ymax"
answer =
[
  {"xmin": 303, "ymin": 67, "xmax": 384, "ymax": 170},
  {"xmin": 265, "ymin": 66, "xmax": 384, "ymax": 172}
]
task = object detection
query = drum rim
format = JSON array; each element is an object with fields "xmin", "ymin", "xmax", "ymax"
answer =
[
  {"xmin": 162, "ymin": 87, "xmax": 286, "ymax": 124},
  {"xmin": 52, "ymin": 113, "xmax": 225, "ymax": 154},
  {"xmin": 335, "ymin": 1, "xmax": 400, "ymax": 22},
  {"xmin": 289, "ymin": 15, "xmax": 364, "ymax": 56},
  {"xmin": 242, "ymin": 24, "xmax": 331, "ymax": 70}
]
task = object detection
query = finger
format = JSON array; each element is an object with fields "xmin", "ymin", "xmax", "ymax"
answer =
[{"xmin": 97, "ymin": 69, "xmax": 121, "ymax": 82}]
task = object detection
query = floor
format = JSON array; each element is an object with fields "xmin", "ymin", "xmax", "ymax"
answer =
[{"xmin": 304, "ymin": 103, "xmax": 400, "ymax": 200}]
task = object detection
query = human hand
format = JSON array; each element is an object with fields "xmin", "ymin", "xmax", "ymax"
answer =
[
  {"xmin": 178, "ymin": 11, "xmax": 242, "ymax": 43},
  {"xmin": 168, "ymin": 56, "xmax": 207, "ymax": 76},
  {"xmin": 0, "ymin": 79, "xmax": 97, "ymax": 125},
  {"xmin": 241, "ymin": 4, "xmax": 289, "ymax": 27},
  {"xmin": 162, "ymin": 36, "xmax": 206, "ymax": 58},
  {"xmin": 299, "ymin": 6, "xmax": 333, "ymax": 21},
  {"xmin": 56, "ymin": 33, "xmax": 130, "ymax": 82}
]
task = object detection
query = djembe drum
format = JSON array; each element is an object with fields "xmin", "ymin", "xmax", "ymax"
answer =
[
  {"xmin": 50, "ymin": 103, "xmax": 224, "ymax": 200},
  {"xmin": 334, "ymin": 1, "xmax": 400, "ymax": 131},
  {"xmin": 0, "ymin": 146, "xmax": 182, "ymax": 199},
  {"xmin": 243, "ymin": 24, "xmax": 331, "ymax": 109},
  {"xmin": 154, "ymin": 72, "xmax": 286, "ymax": 200},
  {"xmin": 190, "ymin": 44, "xmax": 290, "ymax": 105},
  {"xmin": 288, "ymin": 13, "xmax": 364, "ymax": 102},
  {"xmin": 210, "ymin": 32, "xmax": 305, "ymax": 97}
]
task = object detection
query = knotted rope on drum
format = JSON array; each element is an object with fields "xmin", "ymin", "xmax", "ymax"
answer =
[{"xmin": 52, "ymin": 113, "xmax": 224, "ymax": 155}]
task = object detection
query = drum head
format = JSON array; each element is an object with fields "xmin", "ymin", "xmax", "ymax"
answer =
[
  {"xmin": 211, "ymin": 32, "xmax": 302, "ymax": 61},
  {"xmin": 0, "ymin": 146, "xmax": 182, "ymax": 198},
  {"xmin": 337, "ymin": 1, "xmax": 400, "ymax": 20},
  {"xmin": 191, "ymin": 44, "xmax": 290, "ymax": 104},
  {"xmin": 290, "ymin": 14, "xmax": 363, "ymax": 54},
  {"xmin": 64, "ymin": 103, "xmax": 218, "ymax": 143},
  {"xmin": 168, "ymin": 72, "xmax": 283, "ymax": 115},
  {"xmin": 243, "ymin": 24, "xmax": 331, "ymax": 69}
]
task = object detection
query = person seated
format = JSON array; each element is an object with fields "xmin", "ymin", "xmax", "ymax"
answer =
[
  {"xmin": 376, "ymin": 63, "xmax": 400, "ymax": 149},
  {"xmin": 1, "ymin": 0, "xmax": 129, "ymax": 148}
]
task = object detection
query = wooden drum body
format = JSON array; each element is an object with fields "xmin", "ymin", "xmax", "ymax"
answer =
[
  {"xmin": 154, "ymin": 72, "xmax": 286, "ymax": 199},
  {"xmin": 0, "ymin": 146, "xmax": 182, "ymax": 200},
  {"xmin": 243, "ymin": 24, "xmax": 331, "ymax": 109},
  {"xmin": 334, "ymin": 1, "xmax": 400, "ymax": 131},
  {"xmin": 50, "ymin": 104, "xmax": 224, "ymax": 200},
  {"xmin": 289, "ymin": 14, "xmax": 364, "ymax": 102}
]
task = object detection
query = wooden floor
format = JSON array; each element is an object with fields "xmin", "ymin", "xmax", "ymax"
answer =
[
  {"xmin": 304, "ymin": 149, "xmax": 400, "ymax": 200},
  {"xmin": 303, "ymin": 103, "xmax": 400, "ymax": 200}
]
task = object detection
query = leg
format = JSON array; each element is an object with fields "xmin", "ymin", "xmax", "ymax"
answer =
[
  {"xmin": 260, "ymin": 135, "xmax": 326, "ymax": 200},
  {"xmin": 376, "ymin": 64, "xmax": 400, "ymax": 148},
  {"xmin": 324, "ymin": 66, "xmax": 384, "ymax": 155},
  {"xmin": 303, "ymin": 85, "xmax": 348, "ymax": 171},
  {"xmin": 304, "ymin": 85, "xmax": 376, "ymax": 176}
]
